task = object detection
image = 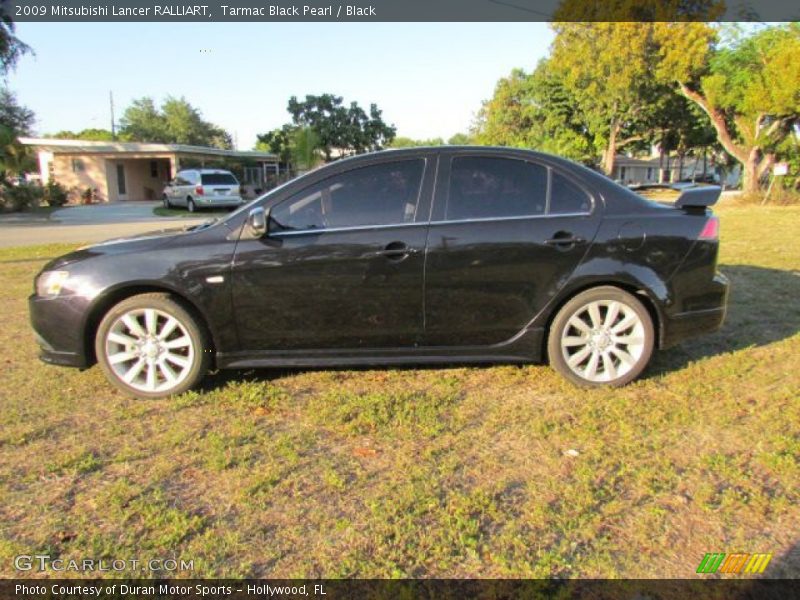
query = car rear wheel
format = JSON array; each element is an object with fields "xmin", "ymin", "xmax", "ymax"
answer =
[
  {"xmin": 187, "ymin": 197, "xmax": 196, "ymax": 212},
  {"xmin": 547, "ymin": 286, "xmax": 654, "ymax": 387},
  {"xmin": 95, "ymin": 293, "xmax": 211, "ymax": 398}
]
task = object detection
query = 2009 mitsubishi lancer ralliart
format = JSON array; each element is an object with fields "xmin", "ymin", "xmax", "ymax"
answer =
[{"xmin": 30, "ymin": 147, "xmax": 729, "ymax": 398}]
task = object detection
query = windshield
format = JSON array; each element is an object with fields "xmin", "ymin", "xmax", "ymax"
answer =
[{"xmin": 201, "ymin": 173, "xmax": 238, "ymax": 185}]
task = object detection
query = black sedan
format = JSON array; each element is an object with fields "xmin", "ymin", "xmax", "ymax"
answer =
[{"xmin": 30, "ymin": 147, "xmax": 729, "ymax": 398}]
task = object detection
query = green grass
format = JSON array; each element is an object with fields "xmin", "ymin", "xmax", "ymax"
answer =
[
  {"xmin": 153, "ymin": 206, "xmax": 231, "ymax": 218},
  {"xmin": 0, "ymin": 205, "xmax": 798, "ymax": 579}
]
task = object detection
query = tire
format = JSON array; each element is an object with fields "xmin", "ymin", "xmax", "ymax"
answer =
[
  {"xmin": 547, "ymin": 286, "xmax": 654, "ymax": 387},
  {"xmin": 162, "ymin": 194, "xmax": 171, "ymax": 209},
  {"xmin": 95, "ymin": 293, "xmax": 211, "ymax": 399},
  {"xmin": 187, "ymin": 197, "xmax": 196, "ymax": 213}
]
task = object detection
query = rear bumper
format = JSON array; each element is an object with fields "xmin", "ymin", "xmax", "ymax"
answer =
[
  {"xmin": 196, "ymin": 196, "xmax": 244, "ymax": 207},
  {"xmin": 661, "ymin": 272, "xmax": 729, "ymax": 348}
]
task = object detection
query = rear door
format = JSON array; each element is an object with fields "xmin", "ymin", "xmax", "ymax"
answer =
[{"xmin": 422, "ymin": 152, "xmax": 601, "ymax": 347}]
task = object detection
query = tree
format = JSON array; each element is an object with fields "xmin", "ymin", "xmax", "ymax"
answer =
[
  {"xmin": 473, "ymin": 64, "xmax": 595, "ymax": 164},
  {"xmin": 548, "ymin": 23, "xmax": 675, "ymax": 175},
  {"xmin": 50, "ymin": 128, "xmax": 117, "ymax": 141},
  {"xmin": 255, "ymin": 124, "xmax": 294, "ymax": 164},
  {"xmin": 0, "ymin": 87, "xmax": 35, "ymax": 178},
  {"xmin": 389, "ymin": 136, "xmax": 444, "ymax": 148},
  {"xmin": 655, "ymin": 23, "xmax": 800, "ymax": 193},
  {"xmin": 447, "ymin": 132, "xmax": 473, "ymax": 145},
  {"xmin": 0, "ymin": 87, "xmax": 34, "ymax": 136},
  {"xmin": 0, "ymin": 6, "xmax": 31, "ymax": 74},
  {"xmin": 0, "ymin": 9, "xmax": 34, "ymax": 184},
  {"xmin": 285, "ymin": 94, "xmax": 396, "ymax": 160},
  {"xmin": 290, "ymin": 127, "xmax": 323, "ymax": 172},
  {"xmin": 119, "ymin": 96, "xmax": 233, "ymax": 149},
  {"xmin": 119, "ymin": 97, "xmax": 164, "ymax": 142}
]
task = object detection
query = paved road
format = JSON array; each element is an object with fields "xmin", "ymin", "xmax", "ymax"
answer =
[{"xmin": 0, "ymin": 202, "xmax": 206, "ymax": 248}]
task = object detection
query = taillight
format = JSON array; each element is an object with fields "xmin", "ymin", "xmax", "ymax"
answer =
[
  {"xmin": 699, "ymin": 216, "xmax": 719, "ymax": 240},
  {"xmin": 195, "ymin": 185, "xmax": 204, "ymax": 196}
]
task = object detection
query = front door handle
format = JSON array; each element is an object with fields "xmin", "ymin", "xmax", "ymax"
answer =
[{"xmin": 373, "ymin": 241, "xmax": 418, "ymax": 261}]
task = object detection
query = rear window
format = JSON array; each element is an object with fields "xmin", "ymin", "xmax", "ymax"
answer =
[
  {"xmin": 201, "ymin": 173, "xmax": 238, "ymax": 185},
  {"xmin": 550, "ymin": 172, "xmax": 591, "ymax": 214}
]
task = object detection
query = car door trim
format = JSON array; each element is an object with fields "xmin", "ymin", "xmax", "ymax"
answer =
[{"xmin": 269, "ymin": 211, "xmax": 594, "ymax": 238}]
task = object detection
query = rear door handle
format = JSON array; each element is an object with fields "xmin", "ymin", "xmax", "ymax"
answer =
[
  {"xmin": 545, "ymin": 232, "xmax": 585, "ymax": 247},
  {"xmin": 373, "ymin": 241, "xmax": 418, "ymax": 261}
]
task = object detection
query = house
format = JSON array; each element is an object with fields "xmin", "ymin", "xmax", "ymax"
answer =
[
  {"xmin": 20, "ymin": 138, "xmax": 280, "ymax": 202},
  {"xmin": 612, "ymin": 154, "xmax": 741, "ymax": 188}
]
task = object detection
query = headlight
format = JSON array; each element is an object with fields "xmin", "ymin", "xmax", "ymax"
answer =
[{"xmin": 36, "ymin": 271, "xmax": 70, "ymax": 297}]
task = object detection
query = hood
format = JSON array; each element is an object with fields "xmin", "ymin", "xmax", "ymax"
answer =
[{"xmin": 41, "ymin": 221, "xmax": 218, "ymax": 272}]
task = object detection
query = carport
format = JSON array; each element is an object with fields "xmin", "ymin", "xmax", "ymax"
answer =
[{"xmin": 21, "ymin": 138, "xmax": 279, "ymax": 202}]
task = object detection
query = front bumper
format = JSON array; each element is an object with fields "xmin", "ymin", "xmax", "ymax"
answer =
[{"xmin": 29, "ymin": 294, "xmax": 89, "ymax": 368}]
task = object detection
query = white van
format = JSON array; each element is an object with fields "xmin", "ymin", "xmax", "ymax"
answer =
[{"xmin": 162, "ymin": 169, "xmax": 244, "ymax": 212}]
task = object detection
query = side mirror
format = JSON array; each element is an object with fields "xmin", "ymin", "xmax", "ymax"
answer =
[{"xmin": 247, "ymin": 206, "xmax": 269, "ymax": 238}]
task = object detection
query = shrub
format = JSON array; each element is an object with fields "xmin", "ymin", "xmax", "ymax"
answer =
[
  {"xmin": 42, "ymin": 181, "xmax": 69, "ymax": 207},
  {"xmin": 0, "ymin": 181, "xmax": 43, "ymax": 212}
]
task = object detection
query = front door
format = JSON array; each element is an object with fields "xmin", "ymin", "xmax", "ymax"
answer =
[
  {"xmin": 422, "ymin": 153, "xmax": 601, "ymax": 347},
  {"xmin": 115, "ymin": 162, "xmax": 128, "ymax": 200},
  {"xmin": 232, "ymin": 156, "xmax": 434, "ymax": 352}
]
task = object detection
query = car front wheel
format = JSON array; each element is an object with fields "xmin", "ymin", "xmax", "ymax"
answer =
[
  {"xmin": 547, "ymin": 286, "xmax": 654, "ymax": 387},
  {"xmin": 95, "ymin": 293, "xmax": 211, "ymax": 398}
]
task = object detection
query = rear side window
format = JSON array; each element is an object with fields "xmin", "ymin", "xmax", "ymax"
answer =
[
  {"xmin": 201, "ymin": 173, "xmax": 238, "ymax": 185},
  {"xmin": 446, "ymin": 157, "xmax": 547, "ymax": 221},
  {"xmin": 272, "ymin": 159, "xmax": 425, "ymax": 231},
  {"xmin": 550, "ymin": 172, "xmax": 591, "ymax": 214}
]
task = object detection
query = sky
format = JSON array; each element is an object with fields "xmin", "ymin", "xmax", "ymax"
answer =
[{"xmin": 7, "ymin": 22, "xmax": 554, "ymax": 150}]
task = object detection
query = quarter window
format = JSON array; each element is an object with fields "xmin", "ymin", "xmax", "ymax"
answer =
[
  {"xmin": 446, "ymin": 157, "xmax": 547, "ymax": 221},
  {"xmin": 550, "ymin": 172, "xmax": 591, "ymax": 214},
  {"xmin": 272, "ymin": 160, "xmax": 425, "ymax": 231}
]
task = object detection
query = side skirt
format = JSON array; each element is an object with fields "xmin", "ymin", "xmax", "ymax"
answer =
[{"xmin": 216, "ymin": 327, "xmax": 545, "ymax": 370}]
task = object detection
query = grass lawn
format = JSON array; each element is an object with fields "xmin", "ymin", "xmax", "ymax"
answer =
[
  {"xmin": 0, "ymin": 205, "xmax": 798, "ymax": 579},
  {"xmin": 153, "ymin": 206, "xmax": 233, "ymax": 218}
]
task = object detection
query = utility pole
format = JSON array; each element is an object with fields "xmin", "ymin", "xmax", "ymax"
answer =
[{"xmin": 109, "ymin": 91, "xmax": 116, "ymax": 140}]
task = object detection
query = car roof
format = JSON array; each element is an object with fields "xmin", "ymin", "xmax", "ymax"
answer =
[{"xmin": 179, "ymin": 168, "xmax": 235, "ymax": 174}]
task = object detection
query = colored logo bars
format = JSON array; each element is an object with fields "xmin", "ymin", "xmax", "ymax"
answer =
[{"xmin": 696, "ymin": 553, "xmax": 773, "ymax": 574}]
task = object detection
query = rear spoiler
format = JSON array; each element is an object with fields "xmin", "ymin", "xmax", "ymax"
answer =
[{"xmin": 629, "ymin": 183, "xmax": 722, "ymax": 209}]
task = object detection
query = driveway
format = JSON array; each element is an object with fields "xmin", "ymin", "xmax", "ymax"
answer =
[
  {"xmin": 50, "ymin": 201, "xmax": 172, "ymax": 224},
  {"xmin": 0, "ymin": 201, "xmax": 206, "ymax": 248}
]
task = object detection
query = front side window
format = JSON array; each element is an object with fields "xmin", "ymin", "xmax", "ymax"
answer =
[
  {"xmin": 272, "ymin": 160, "xmax": 425, "ymax": 231},
  {"xmin": 446, "ymin": 157, "xmax": 547, "ymax": 221}
]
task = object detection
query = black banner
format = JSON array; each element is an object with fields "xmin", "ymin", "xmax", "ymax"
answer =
[
  {"xmin": 3, "ymin": 579, "xmax": 800, "ymax": 600},
  {"xmin": 7, "ymin": 0, "xmax": 800, "ymax": 22}
]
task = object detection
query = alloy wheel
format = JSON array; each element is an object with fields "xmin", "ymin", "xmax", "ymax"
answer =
[
  {"xmin": 104, "ymin": 308, "xmax": 195, "ymax": 394},
  {"xmin": 560, "ymin": 299, "xmax": 646, "ymax": 383}
]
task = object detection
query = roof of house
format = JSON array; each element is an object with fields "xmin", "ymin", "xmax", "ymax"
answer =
[{"xmin": 19, "ymin": 137, "xmax": 277, "ymax": 161}]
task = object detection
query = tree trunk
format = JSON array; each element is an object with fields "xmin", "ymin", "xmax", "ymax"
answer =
[
  {"xmin": 741, "ymin": 148, "xmax": 775, "ymax": 195},
  {"xmin": 742, "ymin": 150, "xmax": 759, "ymax": 195},
  {"xmin": 602, "ymin": 122, "xmax": 619, "ymax": 177},
  {"xmin": 677, "ymin": 82, "xmax": 765, "ymax": 193}
]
